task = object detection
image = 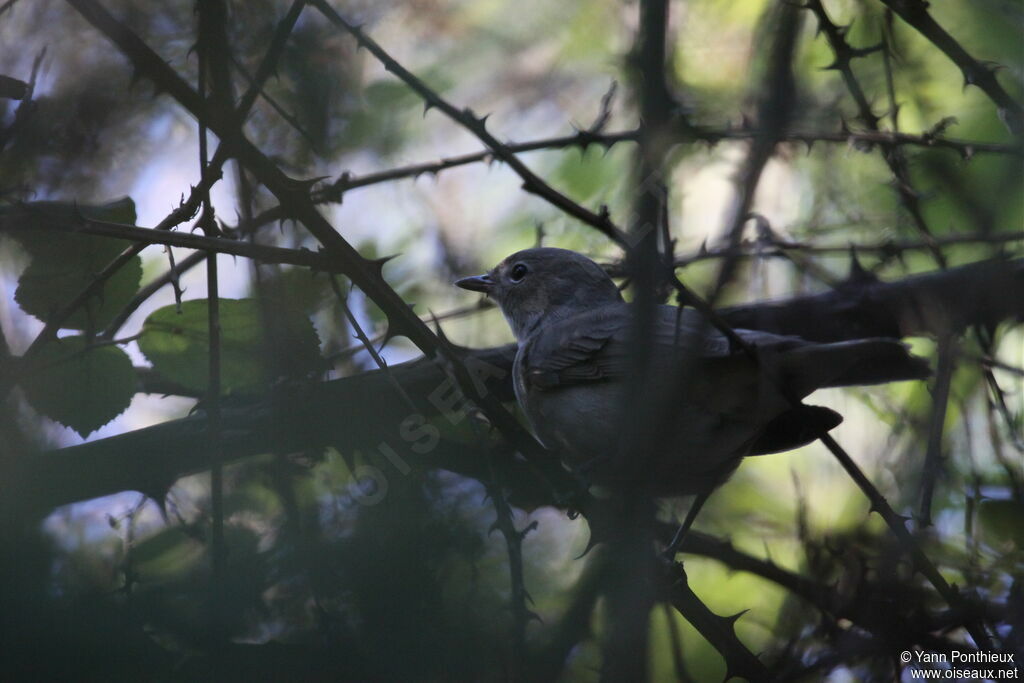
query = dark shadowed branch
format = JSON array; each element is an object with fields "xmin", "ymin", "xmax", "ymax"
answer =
[{"xmin": 877, "ymin": 0, "xmax": 1024, "ymax": 134}]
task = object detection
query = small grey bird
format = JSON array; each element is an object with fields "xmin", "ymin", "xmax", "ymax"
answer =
[{"xmin": 456, "ymin": 247, "xmax": 929, "ymax": 499}]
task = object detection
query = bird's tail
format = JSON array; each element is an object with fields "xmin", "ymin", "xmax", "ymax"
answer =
[{"xmin": 780, "ymin": 338, "xmax": 931, "ymax": 397}]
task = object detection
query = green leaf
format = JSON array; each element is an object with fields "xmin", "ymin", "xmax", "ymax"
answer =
[
  {"xmin": 21, "ymin": 335, "xmax": 136, "ymax": 436},
  {"xmin": 138, "ymin": 298, "xmax": 323, "ymax": 395},
  {"xmin": 11, "ymin": 198, "xmax": 142, "ymax": 331},
  {"xmin": 978, "ymin": 499, "xmax": 1024, "ymax": 548}
]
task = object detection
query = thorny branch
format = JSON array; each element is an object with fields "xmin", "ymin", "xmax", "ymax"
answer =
[
  {"xmin": 0, "ymin": 210, "xmax": 348, "ymax": 273},
  {"xmin": 241, "ymin": 123, "xmax": 1022, "ymax": 238},
  {"xmin": 804, "ymin": 0, "xmax": 947, "ymax": 269},
  {"xmin": 310, "ymin": 0, "xmax": 631, "ymax": 248},
  {"xmin": 877, "ymin": 0, "xmax": 1024, "ymax": 134}
]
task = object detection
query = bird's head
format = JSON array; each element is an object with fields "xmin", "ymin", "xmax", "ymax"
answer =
[{"xmin": 456, "ymin": 247, "xmax": 623, "ymax": 340}]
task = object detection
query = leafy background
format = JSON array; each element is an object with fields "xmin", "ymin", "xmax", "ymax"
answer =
[{"xmin": 0, "ymin": 0, "xmax": 1021, "ymax": 680}]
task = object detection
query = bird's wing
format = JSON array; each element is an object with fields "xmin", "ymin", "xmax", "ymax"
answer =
[{"xmin": 520, "ymin": 304, "xmax": 774, "ymax": 390}]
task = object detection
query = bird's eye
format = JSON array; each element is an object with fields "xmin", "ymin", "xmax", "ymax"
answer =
[{"xmin": 509, "ymin": 263, "xmax": 529, "ymax": 282}]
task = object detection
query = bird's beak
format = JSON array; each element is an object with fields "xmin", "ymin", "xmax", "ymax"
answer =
[{"xmin": 455, "ymin": 274, "xmax": 494, "ymax": 293}]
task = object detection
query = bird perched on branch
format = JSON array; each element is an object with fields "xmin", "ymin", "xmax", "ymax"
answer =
[{"xmin": 456, "ymin": 247, "xmax": 929, "ymax": 505}]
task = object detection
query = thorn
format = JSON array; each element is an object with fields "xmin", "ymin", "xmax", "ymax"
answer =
[
  {"xmin": 526, "ymin": 610, "xmax": 543, "ymax": 624},
  {"xmin": 519, "ymin": 520, "xmax": 539, "ymax": 540},
  {"xmin": 725, "ymin": 609, "xmax": 749, "ymax": 626},
  {"xmin": 924, "ymin": 116, "xmax": 958, "ymax": 140},
  {"xmin": 380, "ymin": 322, "xmax": 402, "ymax": 345},
  {"xmin": 430, "ymin": 311, "xmax": 455, "ymax": 348},
  {"xmin": 488, "ymin": 521, "xmax": 501, "ymax": 536},
  {"xmin": 368, "ymin": 253, "xmax": 398, "ymax": 277},
  {"xmin": 140, "ymin": 482, "xmax": 173, "ymax": 520},
  {"xmin": 846, "ymin": 247, "xmax": 874, "ymax": 284}
]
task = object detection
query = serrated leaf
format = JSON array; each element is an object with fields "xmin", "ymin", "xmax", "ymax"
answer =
[
  {"xmin": 15, "ymin": 240, "xmax": 143, "ymax": 330},
  {"xmin": 10, "ymin": 198, "xmax": 141, "ymax": 330},
  {"xmin": 21, "ymin": 335, "xmax": 135, "ymax": 436},
  {"xmin": 138, "ymin": 298, "xmax": 323, "ymax": 395}
]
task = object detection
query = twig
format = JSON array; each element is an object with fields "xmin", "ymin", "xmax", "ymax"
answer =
[
  {"xmin": 238, "ymin": 124, "xmax": 1021, "ymax": 234},
  {"xmin": 103, "ymin": 250, "xmax": 206, "ymax": 339},
  {"xmin": 655, "ymin": 229, "xmax": 1022, "ymax": 271},
  {"xmin": 229, "ymin": 52, "xmax": 318, "ymax": 151},
  {"xmin": 918, "ymin": 334, "xmax": 957, "ymax": 525},
  {"xmin": 818, "ymin": 431, "xmax": 994, "ymax": 650},
  {"xmin": 662, "ymin": 560, "xmax": 770, "ymax": 682},
  {"xmin": 327, "ymin": 276, "xmax": 417, "ymax": 411},
  {"xmin": 0, "ymin": 210, "xmax": 348, "ymax": 272},
  {"xmin": 326, "ymin": 299, "xmax": 492, "ymax": 365}
]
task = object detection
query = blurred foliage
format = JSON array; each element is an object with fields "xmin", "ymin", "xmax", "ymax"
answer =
[{"xmin": 0, "ymin": 0, "xmax": 1022, "ymax": 681}]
